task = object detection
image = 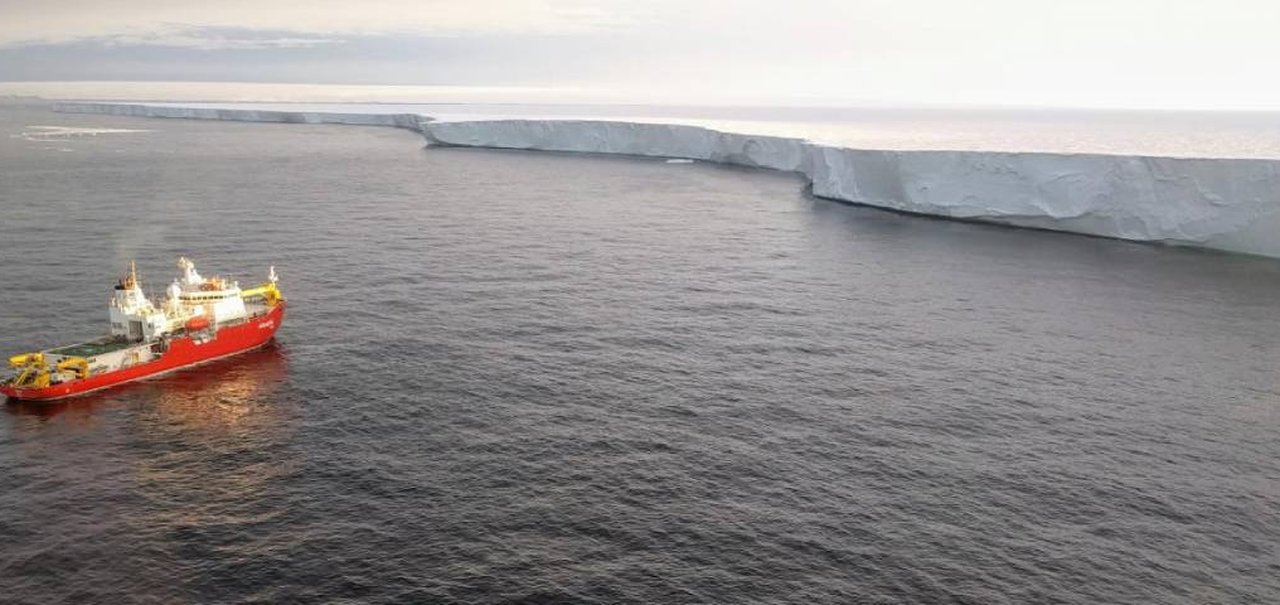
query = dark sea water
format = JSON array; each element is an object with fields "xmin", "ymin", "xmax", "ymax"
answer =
[{"xmin": 1, "ymin": 105, "xmax": 1278, "ymax": 604}]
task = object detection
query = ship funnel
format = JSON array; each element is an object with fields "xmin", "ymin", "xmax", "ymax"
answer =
[{"xmin": 178, "ymin": 256, "xmax": 202, "ymax": 285}]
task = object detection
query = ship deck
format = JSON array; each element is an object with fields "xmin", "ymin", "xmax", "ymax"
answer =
[{"xmin": 51, "ymin": 338, "xmax": 140, "ymax": 358}]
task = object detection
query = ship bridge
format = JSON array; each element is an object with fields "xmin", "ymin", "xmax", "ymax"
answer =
[
  {"xmin": 109, "ymin": 261, "xmax": 167, "ymax": 341},
  {"xmin": 166, "ymin": 257, "xmax": 249, "ymax": 326}
]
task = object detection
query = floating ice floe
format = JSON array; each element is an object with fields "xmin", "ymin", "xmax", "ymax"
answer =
[{"xmin": 15, "ymin": 125, "xmax": 152, "ymax": 141}]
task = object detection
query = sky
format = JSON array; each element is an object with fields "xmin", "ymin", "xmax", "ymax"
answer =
[{"xmin": 2, "ymin": 0, "xmax": 1279, "ymax": 109}]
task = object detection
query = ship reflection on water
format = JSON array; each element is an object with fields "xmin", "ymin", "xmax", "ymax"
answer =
[
  {"xmin": 4, "ymin": 342, "xmax": 290, "ymax": 425},
  {"xmin": 143, "ymin": 342, "xmax": 291, "ymax": 431}
]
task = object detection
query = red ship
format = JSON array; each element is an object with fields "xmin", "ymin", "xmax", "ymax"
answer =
[{"xmin": 2, "ymin": 257, "xmax": 285, "ymax": 402}]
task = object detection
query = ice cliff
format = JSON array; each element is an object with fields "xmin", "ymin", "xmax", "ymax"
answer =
[
  {"xmin": 55, "ymin": 102, "xmax": 1280, "ymax": 258},
  {"xmin": 55, "ymin": 102, "xmax": 430, "ymax": 130}
]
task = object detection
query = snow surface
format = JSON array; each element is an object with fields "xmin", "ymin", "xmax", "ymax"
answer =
[{"xmin": 54, "ymin": 102, "xmax": 1280, "ymax": 258}]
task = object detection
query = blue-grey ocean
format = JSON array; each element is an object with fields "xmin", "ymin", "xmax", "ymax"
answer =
[{"xmin": 1, "ymin": 104, "xmax": 1278, "ymax": 604}]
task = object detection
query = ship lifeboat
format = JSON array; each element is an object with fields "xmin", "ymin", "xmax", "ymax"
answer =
[{"xmin": 185, "ymin": 316, "xmax": 212, "ymax": 332}]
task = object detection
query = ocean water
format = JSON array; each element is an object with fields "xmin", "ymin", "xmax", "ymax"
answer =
[{"xmin": 1, "ymin": 105, "xmax": 1278, "ymax": 604}]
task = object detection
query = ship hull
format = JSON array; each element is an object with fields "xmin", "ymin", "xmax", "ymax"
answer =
[{"xmin": 1, "ymin": 303, "xmax": 285, "ymax": 402}]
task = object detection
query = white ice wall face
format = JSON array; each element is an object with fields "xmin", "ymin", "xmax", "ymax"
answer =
[
  {"xmin": 421, "ymin": 120, "xmax": 809, "ymax": 172},
  {"xmin": 53, "ymin": 102, "xmax": 1280, "ymax": 259},
  {"xmin": 806, "ymin": 149, "xmax": 1280, "ymax": 247},
  {"xmin": 53, "ymin": 102, "xmax": 430, "ymax": 130},
  {"xmin": 422, "ymin": 119, "xmax": 1280, "ymax": 257}
]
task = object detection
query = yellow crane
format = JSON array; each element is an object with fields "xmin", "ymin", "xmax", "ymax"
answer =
[
  {"xmin": 56, "ymin": 357, "xmax": 91, "ymax": 380},
  {"xmin": 8, "ymin": 352, "xmax": 43, "ymax": 368},
  {"xmin": 8, "ymin": 352, "xmax": 50, "ymax": 388},
  {"xmin": 6, "ymin": 353, "xmax": 91, "ymax": 386},
  {"xmin": 239, "ymin": 281, "xmax": 283, "ymax": 306}
]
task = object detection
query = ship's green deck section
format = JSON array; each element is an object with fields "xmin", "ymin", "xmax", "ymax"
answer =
[{"xmin": 51, "ymin": 339, "xmax": 138, "ymax": 358}]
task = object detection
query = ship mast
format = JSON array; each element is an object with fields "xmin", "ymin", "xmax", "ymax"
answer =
[{"xmin": 123, "ymin": 260, "xmax": 139, "ymax": 290}]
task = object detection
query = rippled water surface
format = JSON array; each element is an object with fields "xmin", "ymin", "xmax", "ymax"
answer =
[{"xmin": 1, "ymin": 106, "xmax": 1278, "ymax": 604}]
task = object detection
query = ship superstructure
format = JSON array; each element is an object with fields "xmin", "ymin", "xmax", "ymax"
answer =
[{"xmin": 2, "ymin": 258, "xmax": 285, "ymax": 402}]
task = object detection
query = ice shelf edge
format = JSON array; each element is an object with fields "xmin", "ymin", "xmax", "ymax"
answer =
[{"xmin": 54, "ymin": 102, "xmax": 1280, "ymax": 259}]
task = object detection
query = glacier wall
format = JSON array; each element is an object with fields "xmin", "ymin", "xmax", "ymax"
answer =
[
  {"xmin": 54, "ymin": 102, "xmax": 430, "ymax": 130},
  {"xmin": 422, "ymin": 119, "xmax": 1280, "ymax": 257},
  {"xmin": 54, "ymin": 102, "xmax": 1280, "ymax": 258}
]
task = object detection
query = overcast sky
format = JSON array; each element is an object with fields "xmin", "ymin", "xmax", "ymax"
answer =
[{"xmin": 2, "ymin": 0, "xmax": 1278, "ymax": 108}]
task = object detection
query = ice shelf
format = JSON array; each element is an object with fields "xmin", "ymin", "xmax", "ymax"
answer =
[{"xmin": 54, "ymin": 102, "xmax": 1280, "ymax": 259}]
